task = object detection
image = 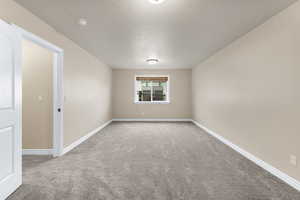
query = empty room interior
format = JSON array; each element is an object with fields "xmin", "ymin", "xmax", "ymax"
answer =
[{"xmin": 1, "ymin": 0, "xmax": 300, "ymax": 199}]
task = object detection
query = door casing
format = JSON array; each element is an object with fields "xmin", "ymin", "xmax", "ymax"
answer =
[{"xmin": 12, "ymin": 25, "xmax": 64, "ymax": 157}]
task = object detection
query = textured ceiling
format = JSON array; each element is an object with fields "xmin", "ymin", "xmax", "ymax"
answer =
[{"xmin": 15, "ymin": 0, "xmax": 297, "ymax": 69}]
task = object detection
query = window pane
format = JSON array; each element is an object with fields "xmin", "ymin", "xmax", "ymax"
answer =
[
  {"xmin": 152, "ymin": 81, "xmax": 167, "ymax": 101},
  {"xmin": 136, "ymin": 80, "xmax": 151, "ymax": 101}
]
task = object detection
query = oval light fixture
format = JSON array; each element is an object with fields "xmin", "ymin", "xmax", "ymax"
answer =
[
  {"xmin": 78, "ymin": 18, "xmax": 88, "ymax": 26},
  {"xmin": 147, "ymin": 58, "xmax": 159, "ymax": 65},
  {"xmin": 148, "ymin": 0, "xmax": 165, "ymax": 4}
]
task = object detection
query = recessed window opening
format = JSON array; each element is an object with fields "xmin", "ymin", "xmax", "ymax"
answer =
[{"xmin": 135, "ymin": 75, "xmax": 170, "ymax": 104}]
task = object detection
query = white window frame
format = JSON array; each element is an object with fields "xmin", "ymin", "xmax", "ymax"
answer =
[{"xmin": 134, "ymin": 75, "xmax": 170, "ymax": 104}]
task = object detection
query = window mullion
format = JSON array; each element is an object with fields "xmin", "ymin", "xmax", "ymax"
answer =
[{"xmin": 150, "ymin": 81, "xmax": 153, "ymax": 102}]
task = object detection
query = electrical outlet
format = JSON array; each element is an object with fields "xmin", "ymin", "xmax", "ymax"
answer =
[{"xmin": 289, "ymin": 155, "xmax": 297, "ymax": 166}]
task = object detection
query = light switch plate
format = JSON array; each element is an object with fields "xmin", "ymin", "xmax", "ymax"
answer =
[
  {"xmin": 38, "ymin": 96, "xmax": 43, "ymax": 101},
  {"xmin": 289, "ymin": 155, "xmax": 297, "ymax": 166}
]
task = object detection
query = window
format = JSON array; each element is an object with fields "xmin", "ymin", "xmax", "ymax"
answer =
[{"xmin": 135, "ymin": 75, "xmax": 169, "ymax": 103}]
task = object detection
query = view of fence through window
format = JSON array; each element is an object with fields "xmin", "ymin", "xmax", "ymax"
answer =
[{"xmin": 135, "ymin": 76, "xmax": 169, "ymax": 103}]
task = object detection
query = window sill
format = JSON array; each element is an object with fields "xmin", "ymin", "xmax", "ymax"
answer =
[{"xmin": 134, "ymin": 101, "xmax": 170, "ymax": 104}]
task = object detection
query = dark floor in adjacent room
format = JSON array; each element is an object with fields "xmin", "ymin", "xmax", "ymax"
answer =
[{"xmin": 8, "ymin": 122, "xmax": 300, "ymax": 200}]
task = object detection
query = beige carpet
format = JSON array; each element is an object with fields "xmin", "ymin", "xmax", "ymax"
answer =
[{"xmin": 8, "ymin": 122, "xmax": 300, "ymax": 200}]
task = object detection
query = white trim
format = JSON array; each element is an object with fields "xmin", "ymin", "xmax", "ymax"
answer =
[
  {"xmin": 134, "ymin": 74, "xmax": 170, "ymax": 104},
  {"xmin": 12, "ymin": 26, "xmax": 63, "ymax": 53},
  {"xmin": 62, "ymin": 120, "xmax": 112, "ymax": 155},
  {"xmin": 22, "ymin": 149, "xmax": 53, "ymax": 155},
  {"xmin": 12, "ymin": 25, "xmax": 64, "ymax": 157},
  {"xmin": 192, "ymin": 120, "xmax": 300, "ymax": 191},
  {"xmin": 113, "ymin": 118, "xmax": 192, "ymax": 122}
]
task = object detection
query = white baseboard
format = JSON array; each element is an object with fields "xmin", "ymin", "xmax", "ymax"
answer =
[
  {"xmin": 62, "ymin": 120, "xmax": 112, "ymax": 155},
  {"xmin": 22, "ymin": 149, "xmax": 53, "ymax": 155},
  {"xmin": 192, "ymin": 120, "xmax": 300, "ymax": 191},
  {"xmin": 112, "ymin": 118, "xmax": 192, "ymax": 122}
]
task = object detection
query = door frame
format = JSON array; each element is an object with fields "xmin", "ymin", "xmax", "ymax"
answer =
[{"xmin": 12, "ymin": 25, "xmax": 64, "ymax": 157}]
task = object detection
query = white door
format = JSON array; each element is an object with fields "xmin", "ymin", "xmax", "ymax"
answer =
[{"xmin": 0, "ymin": 20, "xmax": 22, "ymax": 200}]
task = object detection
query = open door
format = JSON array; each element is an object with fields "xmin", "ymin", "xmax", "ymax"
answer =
[{"xmin": 0, "ymin": 20, "xmax": 22, "ymax": 199}]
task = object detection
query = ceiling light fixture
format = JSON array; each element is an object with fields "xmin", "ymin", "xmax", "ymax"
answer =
[
  {"xmin": 147, "ymin": 58, "xmax": 159, "ymax": 65},
  {"xmin": 78, "ymin": 18, "xmax": 88, "ymax": 26},
  {"xmin": 148, "ymin": 0, "xmax": 165, "ymax": 4}
]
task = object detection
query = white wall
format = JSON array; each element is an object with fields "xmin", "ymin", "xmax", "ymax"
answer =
[{"xmin": 192, "ymin": 1, "xmax": 300, "ymax": 181}]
